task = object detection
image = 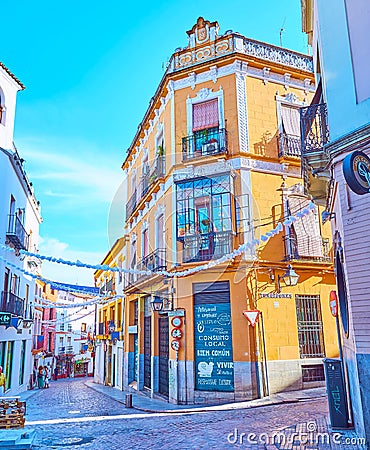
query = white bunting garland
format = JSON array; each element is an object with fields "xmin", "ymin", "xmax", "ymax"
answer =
[{"xmin": 0, "ymin": 202, "xmax": 315, "ymax": 294}]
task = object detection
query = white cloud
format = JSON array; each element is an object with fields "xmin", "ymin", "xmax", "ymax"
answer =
[
  {"xmin": 38, "ymin": 236, "xmax": 105, "ymax": 286},
  {"xmin": 17, "ymin": 136, "xmax": 125, "ymax": 204}
]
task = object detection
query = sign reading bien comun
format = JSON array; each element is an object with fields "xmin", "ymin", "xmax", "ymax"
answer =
[{"xmin": 194, "ymin": 303, "xmax": 234, "ymax": 392}]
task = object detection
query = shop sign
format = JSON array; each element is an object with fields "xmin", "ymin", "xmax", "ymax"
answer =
[
  {"xmin": 0, "ymin": 312, "xmax": 11, "ymax": 326},
  {"xmin": 194, "ymin": 303, "xmax": 234, "ymax": 392},
  {"xmin": 343, "ymin": 150, "xmax": 370, "ymax": 195}
]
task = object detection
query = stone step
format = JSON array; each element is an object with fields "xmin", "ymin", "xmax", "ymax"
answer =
[{"xmin": 0, "ymin": 429, "xmax": 36, "ymax": 449}]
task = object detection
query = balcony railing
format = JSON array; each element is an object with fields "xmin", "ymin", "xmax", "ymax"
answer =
[
  {"xmin": 300, "ymin": 103, "xmax": 330, "ymax": 155},
  {"xmin": 6, "ymin": 214, "xmax": 29, "ymax": 250},
  {"xmin": 181, "ymin": 231, "xmax": 233, "ymax": 263},
  {"xmin": 278, "ymin": 133, "xmax": 301, "ymax": 158},
  {"xmin": 126, "ymin": 157, "xmax": 166, "ymax": 220},
  {"xmin": 66, "ymin": 346, "xmax": 74, "ymax": 354},
  {"xmin": 182, "ymin": 128, "xmax": 228, "ymax": 161},
  {"xmin": 138, "ymin": 249, "xmax": 166, "ymax": 273},
  {"xmin": 58, "ymin": 346, "xmax": 65, "ymax": 354},
  {"xmin": 1, "ymin": 291, "xmax": 25, "ymax": 316},
  {"xmin": 126, "ymin": 189, "xmax": 137, "ymax": 220},
  {"xmin": 284, "ymin": 235, "xmax": 331, "ymax": 263}
]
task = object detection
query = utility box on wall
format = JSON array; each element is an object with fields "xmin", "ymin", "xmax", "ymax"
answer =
[{"xmin": 323, "ymin": 358, "xmax": 350, "ymax": 429}]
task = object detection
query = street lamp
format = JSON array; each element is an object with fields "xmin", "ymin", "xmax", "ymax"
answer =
[
  {"xmin": 150, "ymin": 295, "xmax": 164, "ymax": 312},
  {"xmin": 278, "ymin": 264, "xmax": 299, "ymax": 291}
]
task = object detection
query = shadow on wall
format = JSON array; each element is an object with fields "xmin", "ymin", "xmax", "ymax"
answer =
[{"xmin": 253, "ymin": 130, "xmax": 279, "ymax": 158}]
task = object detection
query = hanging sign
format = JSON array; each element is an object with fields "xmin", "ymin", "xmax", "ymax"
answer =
[
  {"xmin": 243, "ymin": 310, "xmax": 261, "ymax": 327},
  {"xmin": 0, "ymin": 312, "xmax": 11, "ymax": 326},
  {"xmin": 329, "ymin": 291, "xmax": 338, "ymax": 317},
  {"xmin": 343, "ymin": 150, "xmax": 370, "ymax": 195}
]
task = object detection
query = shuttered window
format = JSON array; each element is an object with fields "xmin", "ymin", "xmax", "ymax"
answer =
[
  {"xmin": 192, "ymin": 99, "xmax": 219, "ymax": 131},
  {"xmin": 287, "ymin": 195, "xmax": 323, "ymax": 258},
  {"xmin": 281, "ymin": 105, "xmax": 300, "ymax": 137}
]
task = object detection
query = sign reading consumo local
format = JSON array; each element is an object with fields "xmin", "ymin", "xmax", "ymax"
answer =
[{"xmin": 194, "ymin": 303, "xmax": 234, "ymax": 392}]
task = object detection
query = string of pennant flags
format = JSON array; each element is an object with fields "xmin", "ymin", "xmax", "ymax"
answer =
[{"xmin": 0, "ymin": 202, "xmax": 316, "ymax": 298}]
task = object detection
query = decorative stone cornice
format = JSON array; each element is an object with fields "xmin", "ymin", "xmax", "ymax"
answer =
[{"xmin": 168, "ymin": 31, "xmax": 313, "ymax": 75}]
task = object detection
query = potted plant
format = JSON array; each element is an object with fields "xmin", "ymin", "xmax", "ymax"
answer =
[{"xmin": 157, "ymin": 145, "xmax": 165, "ymax": 156}]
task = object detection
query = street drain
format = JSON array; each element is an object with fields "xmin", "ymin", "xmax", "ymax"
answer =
[
  {"xmin": 61, "ymin": 438, "xmax": 84, "ymax": 445},
  {"xmin": 41, "ymin": 437, "xmax": 95, "ymax": 447}
]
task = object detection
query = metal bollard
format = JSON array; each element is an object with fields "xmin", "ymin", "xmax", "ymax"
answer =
[{"xmin": 125, "ymin": 393, "xmax": 133, "ymax": 408}]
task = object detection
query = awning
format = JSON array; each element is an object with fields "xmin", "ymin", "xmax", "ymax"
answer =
[
  {"xmin": 281, "ymin": 105, "xmax": 300, "ymax": 137},
  {"xmin": 287, "ymin": 195, "xmax": 323, "ymax": 258}
]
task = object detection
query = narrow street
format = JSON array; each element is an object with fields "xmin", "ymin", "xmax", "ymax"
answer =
[{"xmin": 21, "ymin": 379, "xmax": 361, "ymax": 449}]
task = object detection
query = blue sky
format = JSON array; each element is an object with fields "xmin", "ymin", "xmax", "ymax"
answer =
[{"xmin": 2, "ymin": 0, "xmax": 308, "ymax": 285}]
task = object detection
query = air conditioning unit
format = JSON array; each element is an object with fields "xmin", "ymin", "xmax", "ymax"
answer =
[{"xmin": 202, "ymin": 142, "xmax": 218, "ymax": 154}]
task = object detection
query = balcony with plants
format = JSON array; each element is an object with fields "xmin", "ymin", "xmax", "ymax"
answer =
[
  {"xmin": 176, "ymin": 174, "xmax": 236, "ymax": 263},
  {"xmin": 125, "ymin": 155, "xmax": 166, "ymax": 221},
  {"xmin": 182, "ymin": 127, "xmax": 227, "ymax": 161}
]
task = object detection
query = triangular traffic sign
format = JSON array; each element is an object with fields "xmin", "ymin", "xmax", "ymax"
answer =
[{"xmin": 243, "ymin": 310, "xmax": 261, "ymax": 327}]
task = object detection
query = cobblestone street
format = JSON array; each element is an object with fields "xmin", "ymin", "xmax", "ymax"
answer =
[{"xmin": 19, "ymin": 379, "xmax": 364, "ymax": 449}]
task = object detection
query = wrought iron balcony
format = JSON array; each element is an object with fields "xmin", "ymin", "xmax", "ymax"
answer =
[
  {"xmin": 283, "ymin": 235, "xmax": 331, "ymax": 263},
  {"xmin": 66, "ymin": 346, "xmax": 74, "ymax": 354},
  {"xmin": 58, "ymin": 346, "xmax": 65, "ymax": 354},
  {"xmin": 137, "ymin": 249, "xmax": 166, "ymax": 280},
  {"xmin": 126, "ymin": 157, "xmax": 166, "ymax": 220},
  {"xmin": 300, "ymin": 103, "xmax": 330, "ymax": 156},
  {"xmin": 300, "ymin": 103, "xmax": 330, "ymax": 204},
  {"xmin": 278, "ymin": 133, "xmax": 301, "ymax": 158},
  {"xmin": 181, "ymin": 231, "xmax": 233, "ymax": 263},
  {"xmin": 126, "ymin": 189, "xmax": 137, "ymax": 220},
  {"xmin": 1, "ymin": 291, "xmax": 25, "ymax": 316},
  {"xmin": 6, "ymin": 214, "xmax": 29, "ymax": 250},
  {"xmin": 182, "ymin": 128, "xmax": 228, "ymax": 161}
]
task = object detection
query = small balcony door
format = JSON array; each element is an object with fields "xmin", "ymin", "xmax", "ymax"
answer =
[{"xmin": 195, "ymin": 197, "xmax": 212, "ymax": 255}]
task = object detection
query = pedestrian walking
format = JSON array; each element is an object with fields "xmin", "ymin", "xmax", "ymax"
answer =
[
  {"xmin": 37, "ymin": 366, "xmax": 45, "ymax": 389},
  {"xmin": 0, "ymin": 366, "xmax": 6, "ymax": 395},
  {"xmin": 54, "ymin": 366, "xmax": 58, "ymax": 381},
  {"xmin": 44, "ymin": 366, "xmax": 50, "ymax": 388}
]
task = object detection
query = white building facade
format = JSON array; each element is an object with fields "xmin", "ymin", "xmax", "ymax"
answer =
[
  {"xmin": 0, "ymin": 62, "xmax": 42, "ymax": 394},
  {"xmin": 301, "ymin": 0, "xmax": 370, "ymax": 443},
  {"xmin": 94, "ymin": 238, "xmax": 126, "ymax": 390},
  {"xmin": 55, "ymin": 291, "xmax": 94, "ymax": 378}
]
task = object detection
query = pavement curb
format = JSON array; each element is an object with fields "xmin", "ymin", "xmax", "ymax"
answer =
[{"xmin": 84, "ymin": 380, "xmax": 325, "ymax": 415}]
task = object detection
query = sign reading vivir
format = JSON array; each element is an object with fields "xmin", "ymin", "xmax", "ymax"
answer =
[{"xmin": 194, "ymin": 303, "xmax": 234, "ymax": 392}]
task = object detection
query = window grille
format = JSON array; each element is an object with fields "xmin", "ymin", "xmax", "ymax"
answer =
[{"xmin": 295, "ymin": 294, "xmax": 325, "ymax": 358}]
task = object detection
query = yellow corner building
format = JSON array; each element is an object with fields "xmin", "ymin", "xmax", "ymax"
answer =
[{"xmin": 102, "ymin": 18, "xmax": 339, "ymax": 405}]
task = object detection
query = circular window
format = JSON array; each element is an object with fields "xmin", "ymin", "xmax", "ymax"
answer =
[{"xmin": 335, "ymin": 250, "xmax": 349, "ymax": 337}]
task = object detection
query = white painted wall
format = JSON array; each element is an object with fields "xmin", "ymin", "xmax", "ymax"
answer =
[
  {"xmin": 313, "ymin": 0, "xmax": 370, "ymax": 142},
  {"xmin": 0, "ymin": 64, "xmax": 42, "ymax": 395}
]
